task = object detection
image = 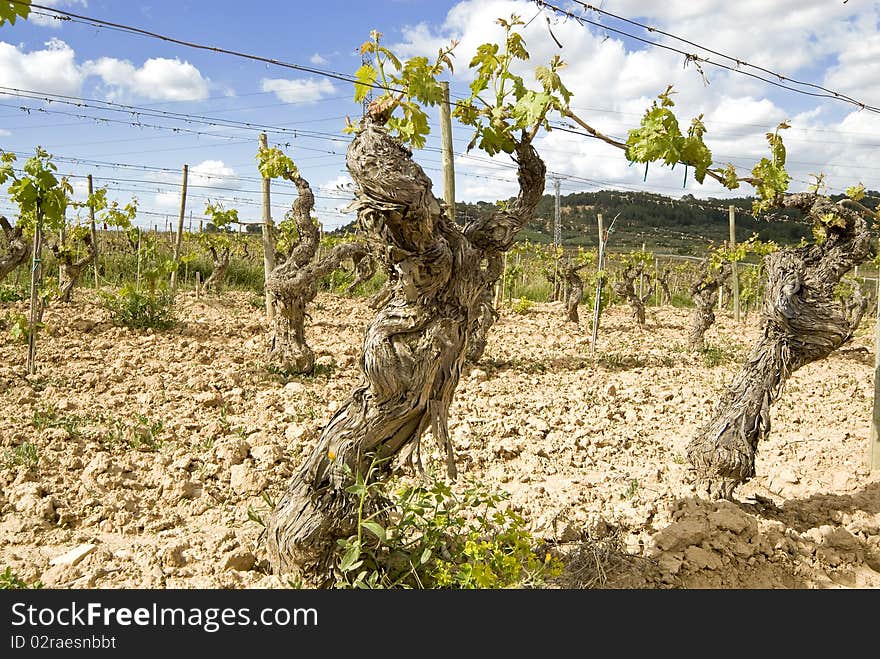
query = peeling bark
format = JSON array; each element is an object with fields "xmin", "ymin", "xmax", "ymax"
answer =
[
  {"xmin": 202, "ymin": 244, "xmax": 231, "ymax": 294},
  {"xmin": 0, "ymin": 216, "xmax": 30, "ymax": 283},
  {"xmin": 564, "ymin": 262, "xmax": 588, "ymax": 324},
  {"xmin": 52, "ymin": 234, "xmax": 97, "ymax": 303},
  {"xmin": 265, "ymin": 172, "xmax": 368, "ymax": 375},
  {"xmin": 687, "ymin": 260, "xmax": 732, "ymax": 352},
  {"xmin": 658, "ymin": 266, "xmax": 672, "ymax": 306},
  {"xmin": 686, "ymin": 193, "xmax": 876, "ymax": 499},
  {"xmin": 345, "ymin": 245, "xmax": 378, "ymax": 295},
  {"xmin": 841, "ymin": 278, "xmax": 867, "ymax": 338},
  {"xmin": 613, "ymin": 263, "xmax": 652, "ymax": 327},
  {"xmin": 266, "ymin": 119, "xmax": 545, "ymax": 575},
  {"xmin": 465, "ymin": 281, "xmax": 499, "ymax": 363}
]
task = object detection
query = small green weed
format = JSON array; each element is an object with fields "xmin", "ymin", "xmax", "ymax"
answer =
[
  {"xmin": 0, "ymin": 566, "xmax": 41, "ymax": 589},
  {"xmin": 334, "ymin": 458, "xmax": 562, "ymax": 589},
  {"xmin": 511, "ymin": 298, "xmax": 534, "ymax": 315},
  {"xmin": 100, "ymin": 285, "xmax": 176, "ymax": 330},
  {"xmin": 2, "ymin": 442, "xmax": 39, "ymax": 470}
]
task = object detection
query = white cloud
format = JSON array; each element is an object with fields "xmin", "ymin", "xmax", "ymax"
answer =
[
  {"xmin": 148, "ymin": 160, "xmax": 240, "ymax": 212},
  {"xmin": 0, "ymin": 39, "xmax": 213, "ymax": 102},
  {"xmin": 824, "ymin": 34, "xmax": 880, "ymax": 108},
  {"xmin": 0, "ymin": 128, "xmax": 10, "ymax": 136},
  {"xmin": 83, "ymin": 56, "xmax": 210, "ymax": 102},
  {"xmin": 190, "ymin": 159, "xmax": 239, "ymax": 189},
  {"xmin": 309, "ymin": 53, "xmax": 328, "ymax": 65},
  {"xmin": 319, "ymin": 174, "xmax": 354, "ymax": 195},
  {"xmin": 0, "ymin": 38, "xmax": 84, "ymax": 96},
  {"xmin": 27, "ymin": 0, "xmax": 88, "ymax": 28},
  {"xmin": 260, "ymin": 77, "xmax": 336, "ymax": 103},
  {"xmin": 318, "ymin": 174, "xmax": 356, "ymax": 218}
]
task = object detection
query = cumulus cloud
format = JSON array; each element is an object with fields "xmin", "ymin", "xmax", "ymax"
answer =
[
  {"xmin": 0, "ymin": 38, "xmax": 213, "ymax": 102},
  {"xmin": 823, "ymin": 34, "xmax": 880, "ymax": 108},
  {"xmin": 309, "ymin": 53, "xmax": 328, "ymax": 65},
  {"xmin": 83, "ymin": 56, "xmax": 211, "ymax": 102},
  {"xmin": 149, "ymin": 160, "xmax": 240, "ymax": 212},
  {"xmin": 260, "ymin": 77, "xmax": 337, "ymax": 103},
  {"xmin": 0, "ymin": 38, "xmax": 84, "ymax": 96},
  {"xmin": 319, "ymin": 174, "xmax": 354, "ymax": 195},
  {"xmin": 189, "ymin": 159, "xmax": 240, "ymax": 188}
]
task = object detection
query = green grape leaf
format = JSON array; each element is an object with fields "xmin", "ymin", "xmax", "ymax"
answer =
[
  {"xmin": 354, "ymin": 64, "xmax": 378, "ymax": 103},
  {"xmin": 845, "ymin": 183, "xmax": 865, "ymax": 201}
]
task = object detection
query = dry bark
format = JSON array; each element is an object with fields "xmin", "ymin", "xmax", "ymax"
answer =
[
  {"xmin": 266, "ymin": 117, "xmax": 545, "ymax": 575},
  {"xmin": 658, "ymin": 266, "xmax": 672, "ymax": 306},
  {"xmin": 52, "ymin": 234, "xmax": 96, "ymax": 303},
  {"xmin": 841, "ymin": 278, "xmax": 867, "ymax": 337},
  {"xmin": 202, "ymin": 244, "xmax": 231, "ymax": 294},
  {"xmin": 465, "ymin": 285, "xmax": 498, "ymax": 363},
  {"xmin": 345, "ymin": 245, "xmax": 378, "ymax": 295},
  {"xmin": 265, "ymin": 172, "xmax": 368, "ymax": 375},
  {"xmin": 687, "ymin": 260, "xmax": 732, "ymax": 352},
  {"xmin": 0, "ymin": 216, "xmax": 30, "ymax": 283},
  {"xmin": 686, "ymin": 193, "xmax": 876, "ymax": 499},
  {"xmin": 564, "ymin": 261, "xmax": 588, "ymax": 324},
  {"xmin": 613, "ymin": 263, "xmax": 652, "ymax": 327}
]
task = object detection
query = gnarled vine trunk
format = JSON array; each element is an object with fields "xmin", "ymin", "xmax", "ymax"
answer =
[
  {"xmin": 842, "ymin": 278, "xmax": 867, "ymax": 338},
  {"xmin": 266, "ymin": 117, "xmax": 545, "ymax": 575},
  {"xmin": 465, "ymin": 274, "xmax": 499, "ymax": 363},
  {"xmin": 265, "ymin": 172, "xmax": 369, "ymax": 375},
  {"xmin": 52, "ymin": 234, "xmax": 96, "ymax": 303},
  {"xmin": 687, "ymin": 260, "xmax": 732, "ymax": 351},
  {"xmin": 613, "ymin": 264, "xmax": 652, "ymax": 327},
  {"xmin": 686, "ymin": 194, "xmax": 876, "ymax": 499},
  {"xmin": 658, "ymin": 266, "xmax": 672, "ymax": 306},
  {"xmin": 203, "ymin": 245, "xmax": 231, "ymax": 294},
  {"xmin": 345, "ymin": 245, "xmax": 378, "ymax": 295},
  {"xmin": 0, "ymin": 216, "xmax": 30, "ymax": 283},
  {"xmin": 564, "ymin": 262, "xmax": 588, "ymax": 324}
]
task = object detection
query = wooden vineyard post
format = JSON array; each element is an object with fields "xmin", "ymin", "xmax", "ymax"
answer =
[
  {"xmin": 729, "ymin": 205, "xmax": 740, "ymax": 323},
  {"xmin": 870, "ymin": 235, "xmax": 880, "ymax": 472},
  {"xmin": 439, "ymin": 81, "xmax": 455, "ymax": 223},
  {"xmin": 26, "ymin": 202, "xmax": 43, "ymax": 376},
  {"xmin": 653, "ymin": 257, "xmax": 659, "ymax": 306},
  {"xmin": 135, "ymin": 228, "xmax": 142, "ymax": 292},
  {"xmin": 170, "ymin": 164, "xmax": 188, "ymax": 292},
  {"xmin": 639, "ymin": 241, "xmax": 646, "ymax": 300},
  {"xmin": 88, "ymin": 174, "xmax": 99, "ymax": 288},
  {"xmin": 259, "ymin": 133, "xmax": 275, "ymax": 321},
  {"xmin": 590, "ymin": 212, "xmax": 606, "ymax": 356},
  {"xmin": 552, "ymin": 177, "xmax": 561, "ymax": 301}
]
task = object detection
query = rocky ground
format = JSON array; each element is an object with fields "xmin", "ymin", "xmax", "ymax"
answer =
[{"xmin": 1, "ymin": 289, "xmax": 879, "ymax": 589}]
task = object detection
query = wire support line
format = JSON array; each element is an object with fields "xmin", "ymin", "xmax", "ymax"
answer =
[{"xmin": 534, "ymin": 0, "xmax": 880, "ymax": 114}]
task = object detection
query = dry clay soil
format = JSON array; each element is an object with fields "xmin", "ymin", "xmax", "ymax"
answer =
[{"xmin": 2, "ymin": 290, "xmax": 880, "ymax": 589}]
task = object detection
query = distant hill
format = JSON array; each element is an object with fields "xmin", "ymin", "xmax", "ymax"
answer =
[
  {"xmin": 456, "ymin": 190, "xmax": 815, "ymax": 257},
  {"xmin": 333, "ymin": 188, "xmax": 877, "ymax": 258}
]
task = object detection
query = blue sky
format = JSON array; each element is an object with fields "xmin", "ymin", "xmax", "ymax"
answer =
[{"xmin": 1, "ymin": 0, "xmax": 879, "ymax": 230}]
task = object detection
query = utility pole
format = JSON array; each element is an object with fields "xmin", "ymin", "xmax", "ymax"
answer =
[
  {"xmin": 439, "ymin": 81, "xmax": 455, "ymax": 223},
  {"xmin": 170, "ymin": 164, "xmax": 188, "ymax": 292},
  {"xmin": 729, "ymin": 205, "xmax": 740, "ymax": 323},
  {"xmin": 259, "ymin": 133, "xmax": 276, "ymax": 321}
]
